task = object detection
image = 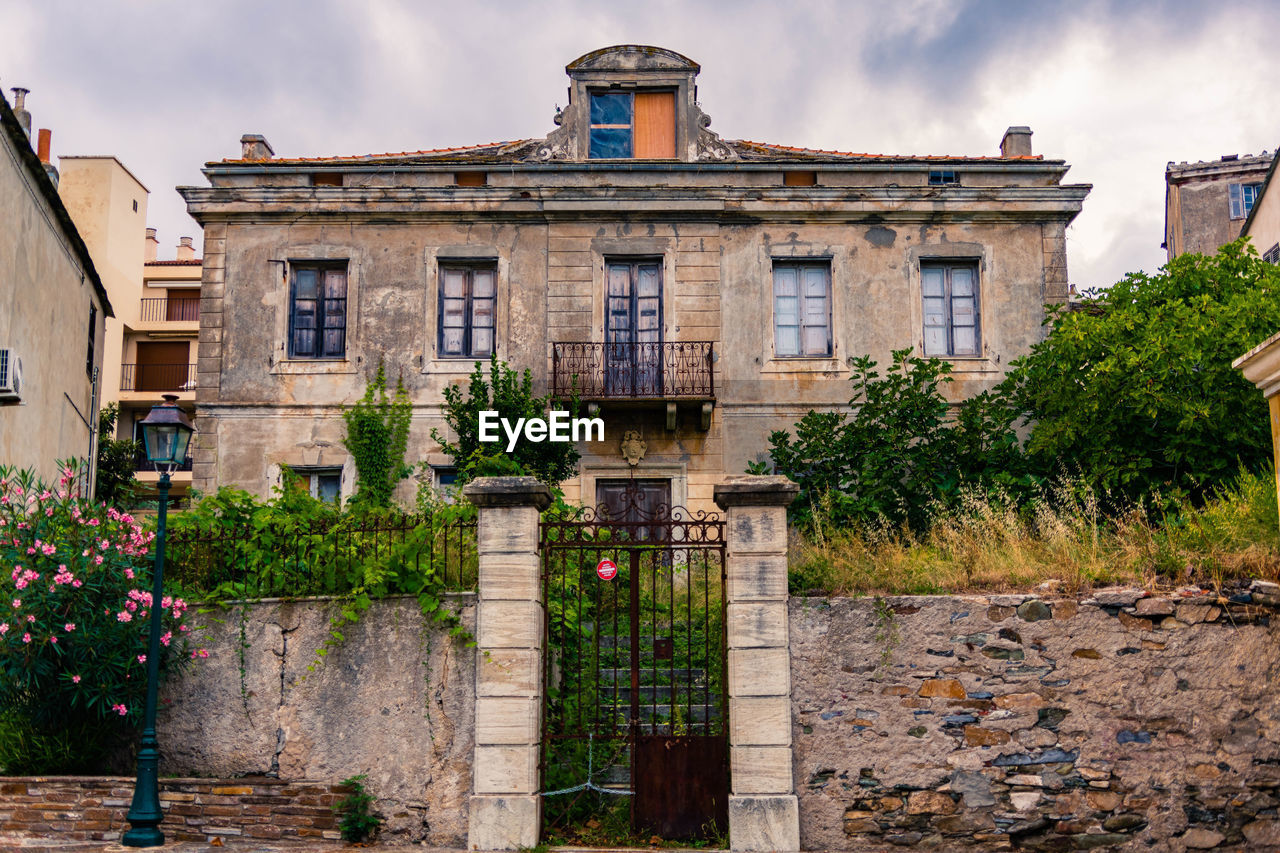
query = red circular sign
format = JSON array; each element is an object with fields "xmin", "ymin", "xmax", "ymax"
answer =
[{"xmin": 596, "ymin": 558, "xmax": 618, "ymax": 581}]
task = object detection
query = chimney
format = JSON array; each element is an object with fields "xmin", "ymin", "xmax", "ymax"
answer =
[
  {"xmin": 1000, "ymin": 126, "xmax": 1033, "ymax": 158},
  {"xmin": 145, "ymin": 228, "xmax": 159, "ymax": 262},
  {"xmin": 176, "ymin": 236, "xmax": 195, "ymax": 261},
  {"xmin": 36, "ymin": 128, "xmax": 58, "ymax": 186},
  {"xmin": 240, "ymin": 134, "xmax": 274, "ymax": 161},
  {"xmin": 10, "ymin": 87, "xmax": 31, "ymax": 137}
]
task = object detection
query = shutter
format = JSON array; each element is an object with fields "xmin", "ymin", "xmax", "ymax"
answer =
[
  {"xmin": 773, "ymin": 266, "xmax": 800, "ymax": 356},
  {"xmin": 440, "ymin": 268, "xmax": 467, "ymax": 356},
  {"xmin": 801, "ymin": 266, "xmax": 830, "ymax": 355},
  {"xmin": 1230, "ymin": 183, "xmax": 1243, "ymax": 219},
  {"xmin": 321, "ymin": 269, "xmax": 347, "ymax": 357},
  {"xmin": 291, "ymin": 268, "xmax": 319, "ymax": 357},
  {"xmin": 634, "ymin": 92, "xmax": 676, "ymax": 159},
  {"xmin": 921, "ymin": 266, "xmax": 947, "ymax": 355},
  {"xmin": 470, "ymin": 268, "xmax": 496, "ymax": 356}
]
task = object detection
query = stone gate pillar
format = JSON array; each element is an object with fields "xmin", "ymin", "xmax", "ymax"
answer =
[
  {"xmin": 463, "ymin": 476, "xmax": 552, "ymax": 851},
  {"xmin": 714, "ymin": 475, "xmax": 801, "ymax": 853}
]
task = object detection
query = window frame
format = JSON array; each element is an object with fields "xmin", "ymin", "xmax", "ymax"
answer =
[
  {"xmin": 920, "ymin": 260, "xmax": 982, "ymax": 358},
  {"xmin": 771, "ymin": 260, "xmax": 833, "ymax": 359},
  {"xmin": 437, "ymin": 262, "xmax": 498, "ymax": 359},
  {"xmin": 86, "ymin": 304, "xmax": 97, "ymax": 377},
  {"xmin": 287, "ymin": 261, "xmax": 348, "ymax": 360},
  {"xmin": 287, "ymin": 465, "xmax": 344, "ymax": 504},
  {"xmin": 1230, "ymin": 182, "xmax": 1264, "ymax": 220},
  {"xmin": 588, "ymin": 89, "xmax": 677, "ymax": 160}
]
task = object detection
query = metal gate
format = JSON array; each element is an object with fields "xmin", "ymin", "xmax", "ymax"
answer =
[{"xmin": 540, "ymin": 490, "xmax": 728, "ymax": 842}]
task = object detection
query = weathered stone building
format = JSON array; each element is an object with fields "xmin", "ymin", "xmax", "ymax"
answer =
[
  {"xmin": 180, "ymin": 45, "xmax": 1089, "ymax": 513},
  {"xmin": 0, "ymin": 89, "xmax": 111, "ymax": 488},
  {"xmin": 1164, "ymin": 150, "xmax": 1274, "ymax": 260}
]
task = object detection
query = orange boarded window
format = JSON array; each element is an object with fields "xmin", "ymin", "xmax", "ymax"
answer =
[{"xmin": 634, "ymin": 92, "xmax": 675, "ymax": 158}]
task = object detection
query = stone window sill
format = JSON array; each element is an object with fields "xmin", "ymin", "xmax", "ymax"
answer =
[{"xmin": 271, "ymin": 359, "xmax": 357, "ymax": 376}]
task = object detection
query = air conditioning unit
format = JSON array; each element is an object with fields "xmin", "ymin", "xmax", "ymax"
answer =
[{"xmin": 0, "ymin": 349, "xmax": 23, "ymax": 402}]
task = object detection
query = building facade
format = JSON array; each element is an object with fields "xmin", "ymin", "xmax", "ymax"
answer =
[
  {"xmin": 58, "ymin": 156, "xmax": 201, "ymax": 502},
  {"xmin": 180, "ymin": 46, "xmax": 1090, "ymax": 514},
  {"xmin": 1241, "ymin": 150, "xmax": 1280, "ymax": 265},
  {"xmin": 1164, "ymin": 151, "xmax": 1274, "ymax": 260},
  {"xmin": 0, "ymin": 89, "xmax": 111, "ymax": 489}
]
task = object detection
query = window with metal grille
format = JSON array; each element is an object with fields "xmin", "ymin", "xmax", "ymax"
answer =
[
  {"xmin": 589, "ymin": 90, "xmax": 676, "ymax": 159},
  {"xmin": 772, "ymin": 262, "xmax": 832, "ymax": 357},
  {"xmin": 929, "ymin": 169, "xmax": 959, "ymax": 186},
  {"xmin": 921, "ymin": 261, "xmax": 981, "ymax": 357},
  {"xmin": 438, "ymin": 264, "xmax": 496, "ymax": 358},
  {"xmin": 288, "ymin": 263, "xmax": 347, "ymax": 359},
  {"xmin": 1229, "ymin": 183, "xmax": 1263, "ymax": 219}
]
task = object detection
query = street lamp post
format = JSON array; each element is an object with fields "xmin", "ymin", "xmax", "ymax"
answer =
[{"xmin": 123, "ymin": 394, "xmax": 194, "ymax": 848}]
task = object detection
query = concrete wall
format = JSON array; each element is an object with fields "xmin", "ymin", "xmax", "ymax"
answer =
[
  {"xmin": 790, "ymin": 588, "xmax": 1280, "ymax": 851},
  {"xmin": 1166, "ymin": 154, "xmax": 1273, "ymax": 259},
  {"xmin": 157, "ymin": 595, "xmax": 476, "ymax": 847},
  {"xmin": 0, "ymin": 109, "xmax": 106, "ymax": 484}
]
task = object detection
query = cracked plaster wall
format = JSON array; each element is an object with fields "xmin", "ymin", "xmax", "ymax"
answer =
[{"xmin": 156, "ymin": 594, "xmax": 476, "ymax": 846}]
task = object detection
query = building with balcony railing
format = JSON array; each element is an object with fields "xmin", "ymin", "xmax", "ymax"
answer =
[
  {"xmin": 58, "ymin": 155, "xmax": 199, "ymax": 502},
  {"xmin": 179, "ymin": 45, "xmax": 1088, "ymax": 514}
]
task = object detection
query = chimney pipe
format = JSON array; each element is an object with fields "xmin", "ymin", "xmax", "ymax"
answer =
[
  {"xmin": 145, "ymin": 228, "xmax": 159, "ymax": 262},
  {"xmin": 36, "ymin": 128, "xmax": 51, "ymax": 163},
  {"xmin": 10, "ymin": 87, "xmax": 31, "ymax": 137},
  {"xmin": 1000, "ymin": 126, "xmax": 1033, "ymax": 158},
  {"xmin": 176, "ymin": 236, "xmax": 195, "ymax": 261}
]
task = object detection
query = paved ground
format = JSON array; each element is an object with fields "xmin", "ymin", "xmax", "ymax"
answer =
[{"xmin": 1, "ymin": 839, "xmax": 731, "ymax": 853}]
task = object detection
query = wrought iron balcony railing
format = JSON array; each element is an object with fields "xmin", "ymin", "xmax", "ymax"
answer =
[
  {"xmin": 120, "ymin": 363, "xmax": 198, "ymax": 393},
  {"xmin": 551, "ymin": 341, "xmax": 714, "ymax": 400},
  {"xmin": 140, "ymin": 296, "xmax": 200, "ymax": 322}
]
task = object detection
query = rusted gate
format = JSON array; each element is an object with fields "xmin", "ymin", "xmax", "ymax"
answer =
[{"xmin": 540, "ymin": 489, "xmax": 728, "ymax": 842}]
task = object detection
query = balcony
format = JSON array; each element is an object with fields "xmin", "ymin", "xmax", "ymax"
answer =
[
  {"xmin": 551, "ymin": 341, "xmax": 715, "ymax": 429},
  {"xmin": 133, "ymin": 448, "xmax": 194, "ymax": 474},
  {"xmin": 138, "ymin": 296, "xmax": 200, "ymax": 327},
  {"xmin": 120, "ymin": 363, "xmax": 197, "ymax": 393}
]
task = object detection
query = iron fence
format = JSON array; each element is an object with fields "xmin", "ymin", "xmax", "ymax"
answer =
[{"xmin": 165, "ymin": 513, "xmax": 478, "ymax": 598}]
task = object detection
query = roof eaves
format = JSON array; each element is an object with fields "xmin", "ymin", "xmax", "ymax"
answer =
[
  {"xmin": 214, "ymin": 139, "xmax": 533, "ymax": 166},
  {"xmin": 0, "ymin": 93, "xmax": 112, "ymax": 318},
  {"xmin": 1241, "ymin": 145, "xmax": 1280, "ymax": 239}
]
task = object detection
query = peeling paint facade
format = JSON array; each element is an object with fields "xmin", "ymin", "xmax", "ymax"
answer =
[
  {"xmin": 179, "ymin": 45, "xmax": 1090, "ymax": 514},
  {"xmin": 1164, "ymin": 151, "xmax": 1273, "ymax": 260}
]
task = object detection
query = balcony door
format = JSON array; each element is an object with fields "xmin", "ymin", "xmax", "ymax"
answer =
[
  {"xmin": 606, "ymin": 260, "xmax": 662, "ymax": 396},
  {"xmin": 135, "ymin": 341, "xmax": 190, "ymax": 392}
]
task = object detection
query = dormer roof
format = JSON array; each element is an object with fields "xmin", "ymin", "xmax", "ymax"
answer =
[{"xmin": 566, "ymin": 45, "xmax": 700, "ymax": 73}]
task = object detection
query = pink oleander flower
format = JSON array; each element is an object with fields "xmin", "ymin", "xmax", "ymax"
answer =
[
  {"xmin": 11, "ymin": 599, "xmax": 20, "ymax": 608},
  {"xmin": 25, "ymin": 614, "xmax": 34, "ymax": 623},
  {"xmin": 22, "ymin": 633, "xmax": 31, "ymax": 643},
  {"xmin": 64, "ymin": 623, "xmax": 75, "ymax": 632},
  {"xmin": 71, "ymin": 675, "xmax": 80, "ymax": 683},
  {"xmin": 49, "ymin": 636, "xmax": 57, "ymax": 644},
  {"xmin": 117, "ymin": 611, "xmax": 132, "ymax": 623},
  {"xmin": 111, "ymin": 703, "xmax": 127, "ymax": 716},
  {"xmin": 160, "ymin": 631, "xmax": 172, "ymax": 647},
  {"xmin": 0, "ymin": 623, "xmax": 7, "ymax": 634},
  {"xmin": 137, "ymin": 654, "xmax": 146, "ymax": 664},
  {"xmin": 124, "ymin": 568, "xmax": 135, "ymax": 580}
]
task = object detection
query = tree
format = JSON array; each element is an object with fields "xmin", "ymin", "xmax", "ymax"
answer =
[
  {"xmin": 94, "ymin": 403, "xmax": 140, "ymax": 506},
  {"xmin": 759, "ymin": 350, "xmax": 962, "ymax": 528},
  {"xmin": 342, "ymin": 362, "xmax": 412, "ymax": 508},
  {"xmin": 998, "ymin": 239, "xmax": 1280, "ymax": 503},
  {"xmin": 432, "ymin": 354, "xmax": 580, "ymax": 488}
]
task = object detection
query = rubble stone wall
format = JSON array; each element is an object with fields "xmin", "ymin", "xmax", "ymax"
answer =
[{"xmin": 790, "ymin": 586, "xmax": 1280, "ymax": 851}]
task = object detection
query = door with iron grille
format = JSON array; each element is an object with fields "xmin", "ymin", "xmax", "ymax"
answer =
[{"xmin": 540, "ymin": 484, "xmax": 727, "ymax": 843}]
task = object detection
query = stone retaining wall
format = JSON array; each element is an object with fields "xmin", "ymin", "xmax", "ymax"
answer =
[
  {"xmin": 0, "ymin": 776, "xmax": 348, "ymax": 843},
  {"xmin": 790, "ymin": 585, "xmax": 1280, "ymax": 851},
  {"xmin": 157, "ymin": 593, "xmax": 476, "ymax": 846}
]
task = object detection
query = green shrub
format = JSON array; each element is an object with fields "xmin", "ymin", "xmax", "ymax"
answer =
[
  {"xmin": 334, "ymin": 774, "xmax": 382, "ymax": 842},
  {"xmin": 343, "ymin": 362, "xmax": 413, "ymax": 508},
  {"xmin": 0, "ymin": 460, "xmax": 204, "ymax": 773}
]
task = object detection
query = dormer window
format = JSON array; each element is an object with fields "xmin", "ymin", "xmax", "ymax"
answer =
[{"xmin": 589, "ymin": 91, "xmax": 675, "ymax": 159}]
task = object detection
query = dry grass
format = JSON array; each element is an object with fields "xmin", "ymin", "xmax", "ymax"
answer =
[{"xmin": 789, "ymin": 470, "xmax": 1280, "ymax": 596}]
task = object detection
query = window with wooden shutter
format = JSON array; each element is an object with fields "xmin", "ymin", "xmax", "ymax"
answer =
[
  {"xmin": 921, "ymin": 261, "xmax": 981, "ymax": 357},
  {"xmin": 589, "ymin": 90, "xmax": 676, "ymax": 159},
  {"xmin": 438, "ymin": 264, "xmax": 497, "ymax": 358},
  {"xmin": 289, "ymin": 263, "xmax": 347, "ymax": 359},
  {"xmin": 772, "ymin": 262, "xmax": 832, "ymax": 357}
]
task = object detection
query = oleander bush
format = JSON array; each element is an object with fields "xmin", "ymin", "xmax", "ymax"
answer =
[{"xmin": 0, "ymin": 460, "xmax": 204, "ymax": 773}]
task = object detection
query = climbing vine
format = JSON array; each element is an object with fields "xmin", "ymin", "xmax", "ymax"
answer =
[{"xmin": 343, "ymin": 361, "xmax": 413, "ymax": 509}]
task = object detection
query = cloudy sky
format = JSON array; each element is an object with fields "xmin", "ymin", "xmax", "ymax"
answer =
[{"xmin": 3, "ymin": 0, "xmax": 1278, "ymax": 288}]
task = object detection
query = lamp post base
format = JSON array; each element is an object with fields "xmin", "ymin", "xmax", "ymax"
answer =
[{"xmin": 121, "ymin": 826, "xmax": 165, "ymax": 848}]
